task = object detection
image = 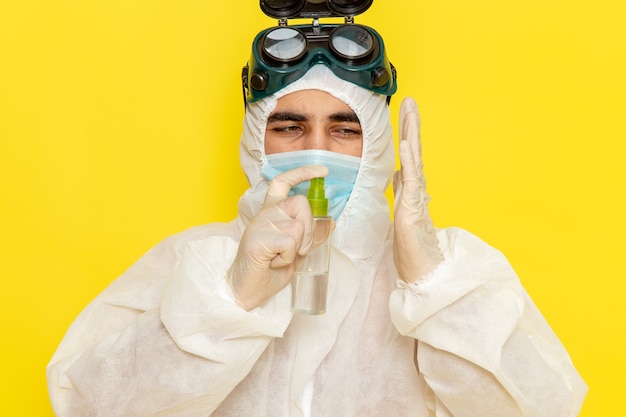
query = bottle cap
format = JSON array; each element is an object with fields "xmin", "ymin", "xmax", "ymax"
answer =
[{"xmin": 308, "ymin": 177, "xmax": 328, "ymax": 217}]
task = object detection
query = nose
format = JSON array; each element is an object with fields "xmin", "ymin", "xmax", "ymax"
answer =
[{"xmin": 304, "ymin": 126, "xmax": 331, "ymax": 151}]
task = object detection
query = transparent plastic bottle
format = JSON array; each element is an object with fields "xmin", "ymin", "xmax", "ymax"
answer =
[{"xmin": 292, "ymin": 177, "xmax": 332, "ymax": 315}]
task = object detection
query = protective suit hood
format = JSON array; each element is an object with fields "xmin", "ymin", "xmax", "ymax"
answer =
[{"xmin": 237, "ymin": 65, "xmax": 395, "ymax": 259}]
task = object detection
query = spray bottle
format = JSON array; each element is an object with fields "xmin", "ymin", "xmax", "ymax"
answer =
[{"xmin": 291, "ymin": 177, "xmax": 333, "ymax": 314}]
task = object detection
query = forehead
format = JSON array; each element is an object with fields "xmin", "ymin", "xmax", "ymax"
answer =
[{"xmin": 272, "ymin": 89, "xmax": 354, "ymax": 116}]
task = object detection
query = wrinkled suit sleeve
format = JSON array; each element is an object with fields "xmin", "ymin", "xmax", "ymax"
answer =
[
  {"xmin": 389, "ymin": 227, "xmax": 587, "ymax": 417},
  {"xmin": 47, "ymin": 227, "xmax": 292, "ymax": 417}
]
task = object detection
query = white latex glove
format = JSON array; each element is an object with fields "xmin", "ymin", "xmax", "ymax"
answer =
[
  {"xmin": 393, "ymin": 98, "xmax": 444, "ymax": 283},
  {"xmin": 228, "ymin": 165, "xmax": 329, "ymax": 310}
]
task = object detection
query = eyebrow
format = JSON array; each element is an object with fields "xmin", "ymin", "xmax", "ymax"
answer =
[
  {"xmin": 329, "ymin": 111, "xmax": 360, "ymax": 124},
  {"xmin": 267, "ymin": 111, "xmax": 360, "ymax": 124},
  {"xmin": 267, "ymin": 112, "xmax": 307, "ymax": 123}
]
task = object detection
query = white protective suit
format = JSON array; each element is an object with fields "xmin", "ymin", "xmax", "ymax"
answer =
[{"xmin": 47, "ymin": 65, "xmax": 587, "ymax": 417}]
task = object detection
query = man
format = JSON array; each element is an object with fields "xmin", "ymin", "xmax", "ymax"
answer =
[{"xmin": 47, "ymin": 22, "xmax": 586, "ymax": 417}]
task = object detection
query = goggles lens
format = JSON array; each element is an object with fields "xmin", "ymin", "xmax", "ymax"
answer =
[
  {"xmin": 264, "ymin": 28, "xmax": 307, "ymax": 61},
  {"xmin": 244, "ymin": 23, "xmax": 397, "ymax": 102},
  {"xmin": 330, "ymin": 25, "xmax": 374, "ymax": 59}
]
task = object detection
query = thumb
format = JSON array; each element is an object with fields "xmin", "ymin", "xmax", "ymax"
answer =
[{"xmin": 264, "ymin": 165, "xmax": 329, "ymax": 207}]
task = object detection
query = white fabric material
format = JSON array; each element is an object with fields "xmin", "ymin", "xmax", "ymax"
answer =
[{"xmin": 47, "ymin": 66, "xmax": 586, "ymax": 416}]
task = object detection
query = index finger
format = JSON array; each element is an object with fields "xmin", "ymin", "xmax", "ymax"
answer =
[
  {"xmin": 399, "ymin": 97, "xmax": 421, "ymax": 144},
  {"xmin": 398, "ymin": 97, "xmax": 423, "ymax": 173},
  {"xmin": 264, "ymin": 164, "xmax": 329, "ymax": 207}
]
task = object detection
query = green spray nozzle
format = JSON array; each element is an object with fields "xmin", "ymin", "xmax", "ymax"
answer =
[{"xmin": 308, "ymin": 177, "xmax": 328, "ymax": 217}]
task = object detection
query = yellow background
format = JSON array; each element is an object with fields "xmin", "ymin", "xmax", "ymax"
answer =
[{"xmin": 1, "ymin": 0, "xmax": 624, "ymax": 415}]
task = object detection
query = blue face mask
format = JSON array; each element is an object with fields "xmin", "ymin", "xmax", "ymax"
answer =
[{"xmin": 261, "ymin": 150, "xmax": 361, "ymax": 219}]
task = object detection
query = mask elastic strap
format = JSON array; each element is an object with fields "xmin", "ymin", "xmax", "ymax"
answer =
[
  {"xmin": 386, "ymin": 63, "xmax": 396, "ymax": 105},
  {"xmin": 241, "ymin": 66, "xmax": 249, "ymax": 111}
]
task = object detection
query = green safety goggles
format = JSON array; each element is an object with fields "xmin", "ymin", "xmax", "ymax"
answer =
[{"xmin": 242, "ymin": 22, "xmax": 397, "ymax": 103}]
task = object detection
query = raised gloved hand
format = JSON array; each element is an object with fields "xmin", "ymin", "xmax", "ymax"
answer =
[
  {"xmin": 228, "ymin": 165, "xmax": 329, "ymax": 310},
  {"xmin": 393, "ymin": 98, "xmax": 444, "ymax": 283}
]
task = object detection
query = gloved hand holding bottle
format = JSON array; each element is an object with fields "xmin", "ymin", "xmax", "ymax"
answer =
[
  {"xmin": 393, "ymin": 97, "xmax": 444, "ymax": 283},
  {"xmin": 291, "ymin": 176, "xmax": 333, "ymax": 315},
  {"xmin": 227, "ymin": 165, "xmax": 329, "ymax": 310}
]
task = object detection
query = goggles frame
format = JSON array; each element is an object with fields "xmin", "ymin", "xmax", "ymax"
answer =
[
  {"xmin": 242, "ymin": 21, "xmax": 397, "ymax": 103},
  {"xmin": 260, "ymin": 0, "xmax": 374, "ymax": 20}
]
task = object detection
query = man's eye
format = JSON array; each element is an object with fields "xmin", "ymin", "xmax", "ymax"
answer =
[
  {"xmin": 270, "ymin": 125, "xmax": 302, "ymax": 134},
  {"xmin": 332, "ymin": 127, "xmax": 362, "ymax": 138}
]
